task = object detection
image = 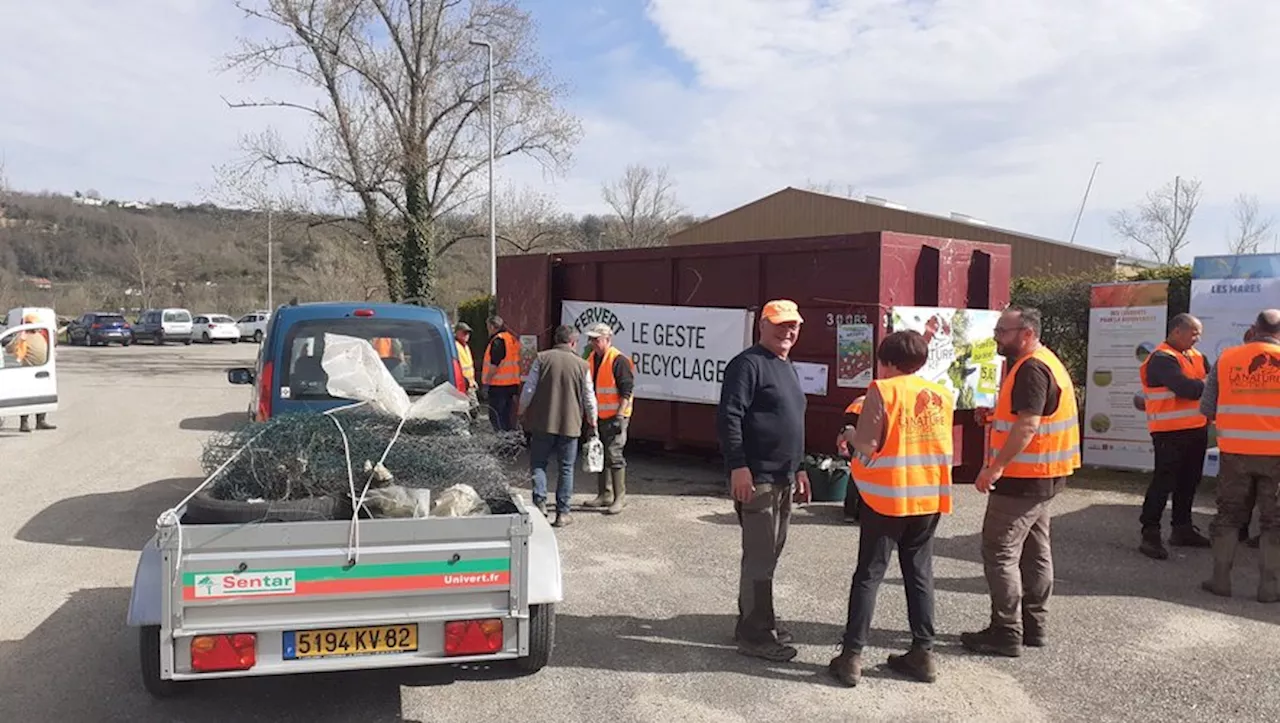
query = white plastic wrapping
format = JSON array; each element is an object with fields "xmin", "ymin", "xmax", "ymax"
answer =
[
  {"xmin": 320, "ymin": 332, "xmax": 471, "ymax": 420},
  {"xmin": 582, "ymin": 437, "xmax": 605, "ymax": 473},
  {"xmin": 430, "ymin": 483, "xmax": 489, "ymax": 517}
]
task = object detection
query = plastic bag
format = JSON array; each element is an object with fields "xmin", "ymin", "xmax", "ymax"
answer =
[
  {"xmin": 431, "ymin": 483, "xmax": 490, "ymax": 517},
  {"xmin": 321, "ymin": 333, "xmax": 471, "ymax": 420},
  {"xmin": 582, "ymin": 436, "xmax": 604, "ymax": 473},
  {"xmin": 362, "ymin": 485, "xmax": 432, "ymax": 518}
]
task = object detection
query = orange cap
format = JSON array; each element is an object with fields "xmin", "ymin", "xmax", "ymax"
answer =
[{"xmin": 761, "ymin": 299, "xmax": 803, "ymax": 324}]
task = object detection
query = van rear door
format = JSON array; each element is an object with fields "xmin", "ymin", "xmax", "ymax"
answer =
[{"xmin": 0, "ymin": 322, "xmax": 58, "ymax": 417}]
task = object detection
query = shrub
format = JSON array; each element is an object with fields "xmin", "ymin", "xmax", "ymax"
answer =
[{"xmin": 456, "ymin": 294, "xmax": 495, "ymax": 363}]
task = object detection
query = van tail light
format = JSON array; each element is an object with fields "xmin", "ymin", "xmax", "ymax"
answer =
[
  {"xmin": 443, "ymin": 619, "xmax": 503, "ymax": 656},
  {"xmin": 190, "ymin": 633, "xmax": 257, "ymax": 672},
  {"xmin": 453, "ymin": 359, "xmax": 467, "ymax": 393},
  {"xmin": 256, "ymin": 360, "xmax": 274, "ymax": 421},
  {"xmin": 91, "ymin": 323, "xmax": 101, "ymax": 329},
  {"xmin": 353, "ymin": 309, "xmax": 375, "ymax": 317}
]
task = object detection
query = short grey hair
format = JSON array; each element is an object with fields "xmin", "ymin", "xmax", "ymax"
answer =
[{"xmin": 553, "ymin": 324, "xmax": 577, "ymax": 345}]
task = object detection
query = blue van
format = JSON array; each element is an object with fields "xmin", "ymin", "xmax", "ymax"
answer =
[{"xmin": 226, "ymin": 301, "xmax": 467, "ymax": 422}]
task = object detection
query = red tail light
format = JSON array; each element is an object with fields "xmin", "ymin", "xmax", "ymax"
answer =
[
  {"xmin": 91, "ymin": 323, "xmax": 101, "ymax": 329},
  {"xmin": 453, "ymin": 359, "xmax": 466, "ymax": 393},
  {"xmin": 256, "ymin": 360, "xmax": 274, "ymax": 421},
  {"xmin": 190, "ymin": 633, "xmax": 257, "ymax": 672},
  {"xmin": 353, "ymin": 309, "xmax": 375, "ymax": 317},
  {"xmin": 443, "ymin": 619, "xmax": 503, "ymax": 656}
]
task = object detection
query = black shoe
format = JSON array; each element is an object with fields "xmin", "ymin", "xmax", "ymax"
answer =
[
  {"xmin": 737, "ymin": 638, "xmax": 797, "ymax": 663},
  {"xmin": 960, "ymin": 627, "xmax": 1021, "ymax": 657},
  {"xmin": 1139, "ymin": 527, "xmax": 1169, "ymax": 560},
  {"xmin": 1022, "ymin": 626, "xmax": 1046, "ymax": 648},
  {"xmin": 1170, "ymin": 524, "xmax": 1211, "ymax": 548},
  {"xmin": 732, "ymin": 626, "xmax": 793, "ymax": 645}
]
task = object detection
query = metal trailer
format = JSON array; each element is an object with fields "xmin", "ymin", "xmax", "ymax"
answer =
[{"xmin": 127, "ymin": 494, "xmax": 563, "ymax": 697}]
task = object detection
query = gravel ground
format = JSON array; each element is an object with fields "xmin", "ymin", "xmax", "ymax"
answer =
[{"xmin": 1, "ymin": 342, "xmax": 1276, "ymax": 723}]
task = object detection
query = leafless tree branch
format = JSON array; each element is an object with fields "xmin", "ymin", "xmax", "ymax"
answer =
[
  {"xmin": 1109, "ymin": 177, "xmax": 1202, "ymax": 265},
  {"xmin": 1227, "ymin": 192, "xmax": 1275, "ymax": 255},
  {"xmin": 599, "ymin": 164, "xmax": 684, "ymax": 249}
]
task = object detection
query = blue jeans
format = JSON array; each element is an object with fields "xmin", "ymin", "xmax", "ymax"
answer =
[{"xmin": 530, "ymin": 432, "xmax": 579, "ymax": 514}]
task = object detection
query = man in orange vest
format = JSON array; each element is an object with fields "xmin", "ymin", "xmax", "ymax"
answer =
[
  {"xmin": 1136, "ymin": 313, "xmax": 1212, "ymax": 559},
  {"xmin": 828, "ymin": 330, "xmax": 954, "ymax": 687},
  {"xmin": 482, "ymin": 315, "xmax": 522, "ymax": 432},
  {"xmin": 581, "ymin": 322, "xmax": 636, "ymax": 515},
  {"xmin": 1198, "ymin": 308, "xmax": 1280, "ymax": 603},
  {"xmin": 963, "ymin": 305, "xmax": 1080, "ymax": 658}
]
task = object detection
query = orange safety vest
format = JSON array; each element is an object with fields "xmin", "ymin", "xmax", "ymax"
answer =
[
  {"xmin": 589, "ymin": 346, "xmax": 635, "ymax": 419},
  {"xmin": 1213, "ymin": 339, "xmax": 1280, "ymax": 455},
  {"xmin": 456, "ymin": 339, "xmax": 476, "ymax": 388},
  {"xmin": 850, "ymin": 375, "xmax": 954, "ymax": 517},
  {"xmin": 845, "ymin": 398, "xmax": 864, "ymax": 415},
  {"xmin": 1138, "ymin": 342, "xmax": 1207, "ymax": 433},
  {"xmin": 483, "ymin": 330, "xmax": 522, "ymax": 387},
  {"xmin": 989, "ymin": 346, "xmax": 1081, "ymax": 478},
  {"xmin": 372, "ymin": 337, "xmax": 394, "ymax": 357}
]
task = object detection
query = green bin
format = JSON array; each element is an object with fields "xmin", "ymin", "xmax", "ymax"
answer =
[{"xmin": 803, "ymin": 455, "xmax": 850, "ymax": 502}]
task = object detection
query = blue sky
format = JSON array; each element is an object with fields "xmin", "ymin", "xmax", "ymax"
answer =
[{"xmin": 2, "ymin": 0, "xmax": 1280, "ymax": 264}]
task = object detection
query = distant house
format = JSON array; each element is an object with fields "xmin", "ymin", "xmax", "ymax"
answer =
[
  {"xmin": 25, "ymin": 276, "xmax": 52, "ymax": 290},
  {"xmin": 668, "ymin": 187, "xmax": 1127, "ymax": 278}
]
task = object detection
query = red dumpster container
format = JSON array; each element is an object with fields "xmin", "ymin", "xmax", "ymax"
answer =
[{"xmin": 496, "ymin": 231, "xmax": 1011, "ymax": 483}]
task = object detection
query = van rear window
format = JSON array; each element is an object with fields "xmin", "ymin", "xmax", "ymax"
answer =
[
  {"xmin": 164, "ymin": 311, "xmax": 191, "ymax": 323},
  {"xmin": 281, "ymin": 319, "xmax": 451, "ymax": 400}
]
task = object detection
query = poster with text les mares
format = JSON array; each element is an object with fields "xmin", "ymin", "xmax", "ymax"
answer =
[
  {"xmin": 1083, "ymin": 280, "xmax": 1169, "ymax": 471},
  {"xmin": 560, "ymin": 300, "xmax": 754, "ymax": 404},
  {"xmin": 889, "ymin": 306, "xmax": 1002, "ymax": 409},
  {"xmin": 1190, "ymin": 253, "xmax": 1280, "ymax": 363},
  {"xmin": 836, "ymin": 323, "xmax": 874, "ymax": 388}
]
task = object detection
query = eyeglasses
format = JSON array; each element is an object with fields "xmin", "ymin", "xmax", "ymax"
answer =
[{"xmin": 993, "ymin": 326, "xmax": 1025, "ymax": 334}]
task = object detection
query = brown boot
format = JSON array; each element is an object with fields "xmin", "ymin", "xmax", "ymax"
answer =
[
  {"xmin": 960, "ymin": 626, "xmax": 1021, "ymax": 657},
  {"xmin": 582, "ymin": 469, "xmax": 613, "ymax": 509},
  {"xmin": 1200, "ymin": 530, "xmax": 1237, "ymax": 597},
  {"xmin": 1139, "ymin": 526, "xmax": 1169, "ymax": 560},
  {"xmin": 1258, "ymin": 531, "xmax": 1279, "ymax": 603},
  {"xmin": 887, "ymin": 645, "xmax": 938, "ymax": 683},
  {"xmin": 1170, "ymin": 523, "xmax": 1211, "ymax": 548},
  {"xmin": 827, "ymin": 647, "xmax": 862, "ymax": 687},
  {"xmin": 605, "ymin": 468, "xmax": 626, "ymax": 515}
]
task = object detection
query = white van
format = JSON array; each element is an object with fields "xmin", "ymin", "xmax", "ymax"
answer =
[
  {"xmin": 135, "ymin": 308, "xmax": 195, "ymax": 345},
  {"xmin": 0, "ymin": 307, "xmax": 58, "ymax": 418}
]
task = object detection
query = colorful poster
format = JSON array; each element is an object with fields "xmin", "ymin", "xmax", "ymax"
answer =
[
  {"xmin": 1083, "ymin": 280, "xmax": 1169, "ymax": 471},
  {"xmin": 836, "ymin": 323, "xmax": 874, "ymax": 388},
  {"xmin": 518, "ymin": 334, "xmax": 539, "ymax": 380},
  {"xmin": 560, "ymin": 300, "xmax": 754, "ymax": 404},
  {"xmin": 889, "ymin": 306, "xmax": 1002, "ymax": 409},
  {"xmin": 1190, "ymin": 253, "xmax": 1280, "ymax": 361}
]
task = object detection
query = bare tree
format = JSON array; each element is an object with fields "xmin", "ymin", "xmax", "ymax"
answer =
[
  {"xmin": 803, "ymin": 179, "xmax": 858, "ymax": 199},
  {"xmin": 1109, "ymin": 177, "xmax": 1202, "ymax": 265},
  {"xmin": 1227, "ymin": 192, "xmax": 1275, "ymax": 255},
  {"xmin": 223, "ymin": 0, "xmax": 582, "ymax": 302},
  {"xmin": 122, "ymin": 223, "xmax": 175, "ymax": 309},
  {"xmin": 450, "ymin": 182, "xmax": 563, "ymax": 254},
  {"xmin": 600, "ymin": 164, "xmax": 684, "ymax": 249}
]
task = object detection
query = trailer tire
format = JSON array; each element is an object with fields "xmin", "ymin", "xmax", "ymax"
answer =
[
  {"xmin": 181, "ymin": 490, "xmax": 342, "ymax": 524},
  {"xmin": 140, "ymin": 625, "xmax": 182, "ymax": 698},
  {"xmin": 516, "ymin": 604, "xmax": 555, "ymax": 673}
]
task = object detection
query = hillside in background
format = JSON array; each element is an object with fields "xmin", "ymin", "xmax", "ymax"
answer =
[{"xmin": 0, "ymin": 181, "xmax": 702, "ymax": 318}]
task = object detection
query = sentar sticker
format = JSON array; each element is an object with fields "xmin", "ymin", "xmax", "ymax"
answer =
[{"xmin": 194, "ymin": 570, "xmax": 297, "ymax": 598}]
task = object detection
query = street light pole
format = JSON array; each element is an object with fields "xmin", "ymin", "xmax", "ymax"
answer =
[
  {"xmin": 267, "ymin": 204, "xmax": 274, "ymax": 312},
  {"xmin": 470, "ymin": 38, "xmax": 496, "ymax": 297}
]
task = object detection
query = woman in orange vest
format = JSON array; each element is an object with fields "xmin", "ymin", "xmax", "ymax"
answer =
[{"xmin": 828, "ymin": 330, "xmax": 954, "ymax": 688}]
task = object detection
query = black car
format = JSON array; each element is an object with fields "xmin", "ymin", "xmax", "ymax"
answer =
[{"xmin": 67, "ymin": 312, "xmax": 134, "ymax": 346}]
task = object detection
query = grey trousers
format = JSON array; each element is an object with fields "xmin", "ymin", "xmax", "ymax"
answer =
[
  {"xmin": 982, "ymin": 493, "xmax": 1054, "ymax": 635},
  {"xmin": 734, "ymin": 482, "xmax": 792, "ymax": 643}
]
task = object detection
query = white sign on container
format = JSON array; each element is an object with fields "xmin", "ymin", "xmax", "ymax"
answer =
[{"xmin": 560, "ymin": 300, "xmax": 754, "ymax": 404}]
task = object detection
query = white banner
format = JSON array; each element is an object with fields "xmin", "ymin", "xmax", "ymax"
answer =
[
  {"xmin": 560, "ymin": 300, "xmax": 754, "ymax": 404},
  {"xmin": 1190, "ymin": 254, "xmax": 1280, "ymax": 362},
  {"xmin": 1082, "ymin": 280, "xmax": 1169, "ymax": 471},
  {"xmin": 889, "ymin": 306, "xmax": 1003, "ymax": 409}
]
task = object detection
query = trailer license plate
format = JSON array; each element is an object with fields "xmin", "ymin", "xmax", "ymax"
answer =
[{"xmin": 283, "ymin": 624, "xmax": 418, "ymax": 660}]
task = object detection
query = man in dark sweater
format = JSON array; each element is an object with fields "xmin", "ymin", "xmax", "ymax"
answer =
[
  {"xmin": 716, "ymin": 299, "xmax": 811, "ymax": 663},
  {"xmin": 1136, "ymin": 313, "xmax": 1212, "ymax": 559}
]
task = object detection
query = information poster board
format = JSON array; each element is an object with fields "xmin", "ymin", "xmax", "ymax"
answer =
[
  {"xmin": 889, "ymin": 306, "xmax": 1002, "ymax": 409},
  {"xmin": 836, "ymin": 323, "xmax": 874, "ymax": 388},
  {"xmin": 1083, "ymin": 280, "xmax": 1169, "ymax": 471},
  {"xmin": 1190, "ymin": 253, "xmax": 1280, "ymax": 361},
  {"xmin": 560, "ymin": 300, "xmax": 754, "ymax": 404}
]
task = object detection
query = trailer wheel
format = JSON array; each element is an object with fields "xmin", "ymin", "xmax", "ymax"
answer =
[
  {"xmin": 516, "ymin": 604, "xmax": 555, "ymax": 673},
  {"xmin": 139, "ymin": 625, "xmax": 182, "ymax": 698}
]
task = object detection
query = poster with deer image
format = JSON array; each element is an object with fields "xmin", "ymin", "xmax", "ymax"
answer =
[{"xmin": 889, "ymin": 306, "xmax": 1002, "ymax": 410}]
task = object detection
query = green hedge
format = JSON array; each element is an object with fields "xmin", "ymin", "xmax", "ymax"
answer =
[
  {"xmin": 456, "ymin": 294, "xmax": 495, "ymax": 364},
  {"xmin": 1009, "ymin": 265, "xmax": 1191, "ymax": 400}
]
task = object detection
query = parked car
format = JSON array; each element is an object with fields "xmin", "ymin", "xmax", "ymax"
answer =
[
  {"xmin": 67, "ymin": 312, "xmax": 133, "ymax": 346},
  {"xmin": 193, "ymin": 314, "xmax": 241, "ymax": 344},
  {"xmin": 226, "ymin": 301, "xmax": 467, "ymax": 422},
  {"xmin": 134, "ymin": 308, "xmax": 194, "ymax": 345},
  {"xmin": 235, "ymin": 310, "xmax": 271, "ymax": 343}
]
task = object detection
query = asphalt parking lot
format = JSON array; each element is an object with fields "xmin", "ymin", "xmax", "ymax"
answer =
[{"xmin": 1, "ymin": 342, "xmax": 1277, "ymax": 722}]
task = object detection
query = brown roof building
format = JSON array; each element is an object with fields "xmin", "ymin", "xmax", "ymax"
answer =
[{"xmin": 669, "ymin": 187, "xmax": 1146, "ymax": 278}]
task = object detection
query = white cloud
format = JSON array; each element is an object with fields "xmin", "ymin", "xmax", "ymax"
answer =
[{"xmin": 4, "ymin": 1, "xmax": 1280, "ymax": 262}]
